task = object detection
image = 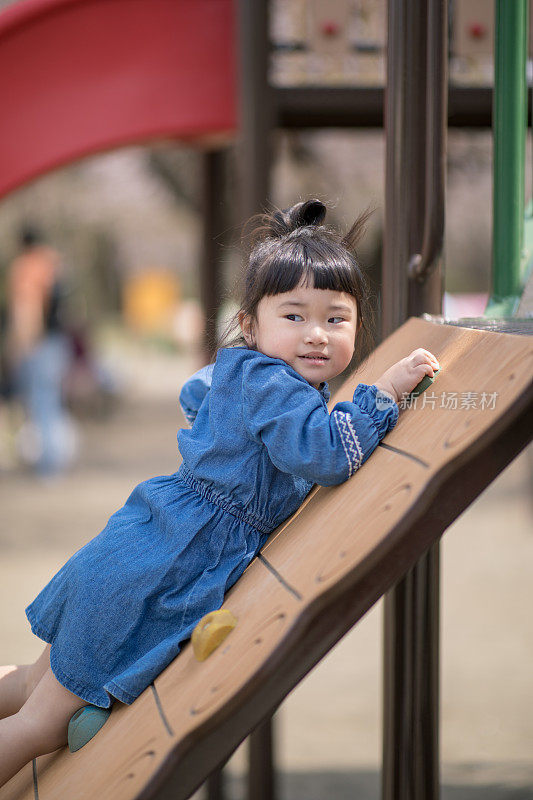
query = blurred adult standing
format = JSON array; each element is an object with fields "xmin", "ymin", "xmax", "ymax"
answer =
[{"xmin": 6, "ymin": 225, "xmax": 75, "ymax": 476}]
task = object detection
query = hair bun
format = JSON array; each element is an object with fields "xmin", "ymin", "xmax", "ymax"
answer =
[
  {"xmin": 269, "ymin": 199, "xmax": 327, "ymax": 237},
  {"xmin": 295, "ymin": 199, "xmax": 326, "ymax": 228},
  {"xmin": 287, "ymin": 200, "xmax": 326, "ymax": 229}
]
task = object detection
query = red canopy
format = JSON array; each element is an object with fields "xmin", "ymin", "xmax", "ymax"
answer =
[{"xmin": 0, "ymin": 0, "xmax": 237, "ymax": 199}]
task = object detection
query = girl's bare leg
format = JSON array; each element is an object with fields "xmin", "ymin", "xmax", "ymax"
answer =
[
  {"xmin": 0, "ymin": 644, "xmax": 51, "ymax": 720},
  {"xmin": 0, "ymin": 665, "xmax": 85, "ymax": 788}
]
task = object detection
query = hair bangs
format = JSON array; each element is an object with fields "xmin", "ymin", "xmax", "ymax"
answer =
[{"xmin": 255, "ymin": 237, "xmax": 360, "ymax": 299}]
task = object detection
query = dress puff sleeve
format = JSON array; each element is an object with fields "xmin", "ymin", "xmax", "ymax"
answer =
[
  {"xmin": 179, "ymin": 363, "xmax": 214, "ymax": 426},
  {"xmin": 242, "ymin": 358, "xmax": 398, "ymax": 486}
]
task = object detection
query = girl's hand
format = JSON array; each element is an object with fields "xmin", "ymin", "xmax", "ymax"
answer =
[{"xmin": 374, "ymin": 348, "xmax": 440, "ymax": 404}]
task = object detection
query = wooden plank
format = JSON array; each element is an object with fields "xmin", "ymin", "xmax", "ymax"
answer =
[
  {"xmin": 260, "ymin": 448, "xmax": 428, "ymax": 598},
  {"xmin": 149, "ymin": 559, "xmax": 301, "ymax": 798},
  {"xmin": 0, "ymin": 762, "xmax": 34, "ymax": 800},
  {"xmin": 334, "ymin": 317, "xmax": 533, "ymax": 469},
  {"xmin": 262, "ymin": 317, "xmax": 532, "ymax": 594},
  {"xmin": 154, "ymin": 557, "xmax": 301, "ymax": 728},
  {"xmin": 141, "ymin": 320, "xmax": 531, "ymax": 799},
  {"xmin": 33, "ymin": 690, "xmax": 171, "ymax": 800}
]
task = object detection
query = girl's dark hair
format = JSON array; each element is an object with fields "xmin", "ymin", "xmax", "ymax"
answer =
[{"xmin": 219, "ymin": 198, "xmax": 376, "ymax": 370}]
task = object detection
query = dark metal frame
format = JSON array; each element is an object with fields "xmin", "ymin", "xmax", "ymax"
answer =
[
  {"xmin": 200, "ymin": 151, "xmax": 228, "ymax": 363},
  {"xmin": 381, "ymin": 3, "xmax": 447, "ymax": 798},
  {"xmin": 276, "ymin": 85, "xmax": 500, "ymax": 129}
]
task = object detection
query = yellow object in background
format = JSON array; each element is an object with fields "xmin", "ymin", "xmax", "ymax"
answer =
[
  {"xmin": 122, "ymin": 268, "xmax": 181, "ymax": 336},
  {"xmin": 192, "ymin": 609, "xmax": 238, "ymax": 662}
]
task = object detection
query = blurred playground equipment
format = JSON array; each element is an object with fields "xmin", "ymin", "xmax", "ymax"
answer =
[
  {"xmin": 121, "ymin": 270, "xmax": 206, "ymax": 350},
  {"xmin": 0, "ymin": 1, "xmax": 531, "ymax": 800},
  {"xmin": 122, "ymin": 270, "xmax": 181, "ymax": 339}
]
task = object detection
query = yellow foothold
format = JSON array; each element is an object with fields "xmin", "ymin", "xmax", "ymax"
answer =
[{"xmin": 191, "ymin": 609, "xmax": 237, "ymax": 661}]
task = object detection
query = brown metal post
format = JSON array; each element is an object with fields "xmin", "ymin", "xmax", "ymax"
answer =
[
  {"xmin": 382, "ymin": 2, "xmax": 447, "ymax": 800},
  {"xmin": 236, "ymin": 0, "xmax": 275, "ymax": 224},
  {"xmin": 205, "ymin": 765, "xmax": 225, "ymax": 800},
  {"xmin": 247, "ymin": 715, "xmax": 277, "ymax": 800},
  {"xmin": 236, "ymin": 2, "xmax": 277, "ymax": 799},
  {"xmin": 199, "ymin": 149, "xmax": 228, "ymax": 364},
  {"xmin": 200, "ymin": 149, "xmax": 231, "ymax": 799}
]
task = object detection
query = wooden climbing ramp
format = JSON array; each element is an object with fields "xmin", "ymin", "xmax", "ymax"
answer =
[{"xmin": 2, "ymin": 316, "xmax": 532, "ymax": 800}]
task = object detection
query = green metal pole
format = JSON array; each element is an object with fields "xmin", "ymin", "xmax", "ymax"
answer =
[{"xmin": 488, "ymin": 0, "xmax": 528, "ymax": 317}]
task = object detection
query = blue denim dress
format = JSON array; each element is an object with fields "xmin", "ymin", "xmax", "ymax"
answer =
[{"xmin": 26, "ymin": 347, "xmax": 398, "ymax": 708}]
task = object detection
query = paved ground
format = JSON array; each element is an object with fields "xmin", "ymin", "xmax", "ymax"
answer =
[{"xmin": 0, "ymin": 342, "xmax": 531, "ymax": 800}]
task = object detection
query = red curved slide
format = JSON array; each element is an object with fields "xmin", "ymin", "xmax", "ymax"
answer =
[{"xmin": 0, "ymin": 0, "xmax": 237, "ymax": 199}]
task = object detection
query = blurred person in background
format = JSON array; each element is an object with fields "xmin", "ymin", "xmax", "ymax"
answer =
[{"xmin": 5, "ymin": 224, "xmax": 77, "ymax": 477}]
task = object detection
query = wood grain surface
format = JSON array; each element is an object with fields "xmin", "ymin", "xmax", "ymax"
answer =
[
  {"xmin": 341, "ymin": 318, "xmax": 532, "ymax": 468},
  {"xmin": 1, "ymin": 317, "xmax": 531, "ymax": 800},
  {"xmin": 35, "ymin": 690, "xmax": 171, "ymax": 800},
  {"xmin": 0, "ymin": 762, "xmax": 33, "ymax": 800}
]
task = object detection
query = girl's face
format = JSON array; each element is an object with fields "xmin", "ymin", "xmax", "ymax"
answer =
[{"xmin": 240, "ymin": 281, "xmax": 359, "ymax": 388}]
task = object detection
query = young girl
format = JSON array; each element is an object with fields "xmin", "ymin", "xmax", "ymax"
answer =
[{"xmin": 0, "ymin": 199, "xmax": 439, "ymax": 784}]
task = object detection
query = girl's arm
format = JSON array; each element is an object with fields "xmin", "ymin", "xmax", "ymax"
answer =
[
  {"xmin": 179, "ymin": 363, "xmax": 214, "ymax": 426},
  {"xmin": 242, "ymin": 359, "xmax": 398, "ymax": 486}
]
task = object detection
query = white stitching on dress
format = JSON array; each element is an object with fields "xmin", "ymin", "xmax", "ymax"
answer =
[
  {"xmin": 344, "ymin": 414, "xmax": 363, "ymax": 468},
  {"xmin": 333, "ymin": 411, "xmax": 351, "ymax": 475},
  {"xmin": 333, "ymin": 410, "xmax": 363, "ymax": 477}
]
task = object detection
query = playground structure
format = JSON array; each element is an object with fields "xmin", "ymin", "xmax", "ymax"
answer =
[
  {"xmin": 2, "ymin": 317, "xmax": 531, "ymax": 800},
  {"xmin": 0, "ymin": 1, "xmax": 532, "ymax": 799}
]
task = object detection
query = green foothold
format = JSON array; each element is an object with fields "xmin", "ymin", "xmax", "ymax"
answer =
[
  {"xmin": 411, "ymin": 367, "xmax": 441, "ymax": 397},
  {"xmin": 68, "ymin": 705, "xmax": 111, "ymax": 752}
]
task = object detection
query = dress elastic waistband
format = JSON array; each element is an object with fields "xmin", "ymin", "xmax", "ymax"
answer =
[{"xmin": 177, "ymin": 465, "xmax": 272, "ymax": 535}]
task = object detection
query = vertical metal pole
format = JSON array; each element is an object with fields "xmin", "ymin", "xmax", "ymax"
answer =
[
  {"xmin": 200, "ymin": 150, "xmax": 228, "ymax": 364},
  {"xmin": 382, "ymin": 2, "xmax": 446, "ymax": 799},
  {"xmin": 205, "ymin": 765, "xmax": 225, "ymax": 800},
  {"xmin": 201, "ymin": 191, "xmax": 225, "ymax": 797},
  {"xmin": 247, "ymin": 716, "xmax": 277, "ymax": 800},
  {"xmin": 237, "ymin": 3, "xmax": 277, "ymax": 799},
  {"xmin": 383, "ymin": 549, "xmax": 440, "ymax": 800},
  {"xmin": 491, "ymin": 0, "xmax": 528, "ymax": 307},
  {"xmin": 237, "ymin": 0, "xmax": 275, "ymax": 224}
]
